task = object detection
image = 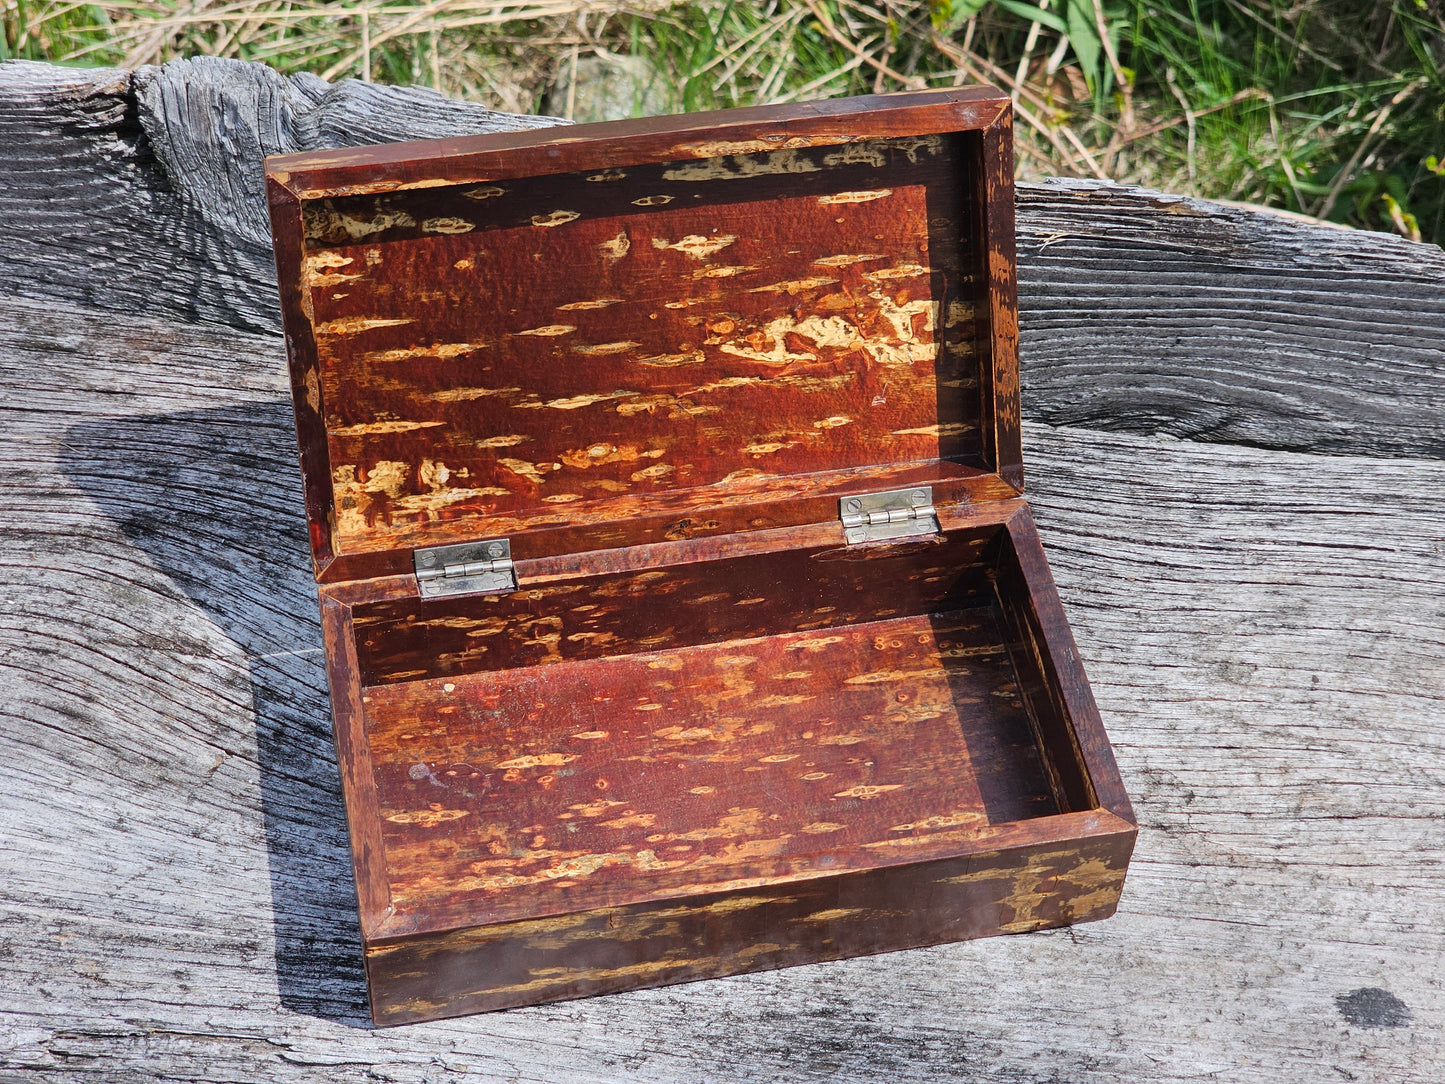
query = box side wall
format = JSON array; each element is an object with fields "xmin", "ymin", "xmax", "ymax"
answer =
[
  {"xmin": 364, "ymin": 826, "xmax": 1133, "ymax": 1025},
  {"xmin": 319, "ymin": 594, "xmax": 395, "ymax": 931},
  {"xmin": 978, "ymin": 110, "xmax": 1022, "ymax": 490},
  {"xmin": 267, "ymin": 174, "xmax": 338, "ymax": 576},
  {"xmin": 269, "ymin": 88, "xmax": 1009, "ymax": 193},
  {"xmin": 1001, "ymin": 506, "xmax": 1135, "ymax": 823},
  {"xmin": 991, "ymin": 515, "xmax": 1098, "ymax": 814}
]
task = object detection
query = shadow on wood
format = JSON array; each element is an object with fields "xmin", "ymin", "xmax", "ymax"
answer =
[{"xmin": 58, "ymin": 401, "xmax": 372, "ymax": 1027}]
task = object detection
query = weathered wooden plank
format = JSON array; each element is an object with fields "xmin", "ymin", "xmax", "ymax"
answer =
[
  {"xmin": 0, "ymin": 57, "xmax": 561, "ymax": 332},
  {"xmin": 0, "ymin": 293, "xmax": 1440, "ymax": 1081},
  {"xmin": 1015, "ymin": 179, "xmax": 1445, "ymax": 458},
  {"xmin": 3, "ymin": 57, "xmax": 1441, "ymax": 459}
]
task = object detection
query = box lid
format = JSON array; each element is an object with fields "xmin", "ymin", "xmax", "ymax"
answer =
[{"xmin": 266, "ymin": 87, "xmax": 1021, "ymax": 583}]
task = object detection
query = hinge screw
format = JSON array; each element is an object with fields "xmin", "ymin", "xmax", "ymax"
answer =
[
  {"xmin": 844, "ymin": 498, "xmax": 862, "ymax": 513},
  {"xmin": 487, "ymin": 542, "xmax": 505, "ymax": 558},
  {"xmin": 910, "ymin": 490, "xmax": 928, "ymax": 506},
  {"xmin": 419, "ymin": 551, "xmax": 437, "ymax": 567}
]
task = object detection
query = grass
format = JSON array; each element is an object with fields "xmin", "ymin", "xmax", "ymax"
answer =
[{"xmin": 2, "ymin": 0, "xmax": 1442, "ymax": 245}]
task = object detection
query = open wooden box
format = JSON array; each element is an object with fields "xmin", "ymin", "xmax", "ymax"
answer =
[{"xmin": 265, "ymin": 87, "xmax": 1135, "ymax": 1026}]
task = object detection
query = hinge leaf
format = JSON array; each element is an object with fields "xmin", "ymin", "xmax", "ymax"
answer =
[
  {"xmin": 415, "ymin": 539, "xmax": 517, "ymax": 598},
  {"xmin": 839, "ymin": 487, "xmax": 940, "ymax": 544}
]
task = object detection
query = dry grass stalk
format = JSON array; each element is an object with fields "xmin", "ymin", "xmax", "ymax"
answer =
[{"xmin": 5, "ymin": 0, "xmax": 1442, "ymax": 242}]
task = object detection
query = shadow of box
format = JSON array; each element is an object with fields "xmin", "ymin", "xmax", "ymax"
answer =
[{"xmin": 62, "ymin": 403, "xmax": 372, "ymax": 1026}]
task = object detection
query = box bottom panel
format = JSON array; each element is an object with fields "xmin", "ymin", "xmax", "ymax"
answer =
[{"xmin": 360, "ymin": 604, "xmax": 1059, "ymax": 934}]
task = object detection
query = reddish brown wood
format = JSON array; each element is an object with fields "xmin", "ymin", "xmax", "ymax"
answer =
[
  {"xmin": 364, "ymin": 816, "xmax": 1134, "ymax": 1024},
  {"xmin": 269, "ymin": 87, "xmax": 1010, "ymax": 197},
  {"xmin": 350, "ymin": 526, "xmax": 1000, "ymax": 685},
  {"xmin": 267, "ymin": 88, "xmax": 1134, "ymax": 1026},
  {"xmin": 319, "ymin": 594, "xmax": 391, "ymax": 931},
  {"xmin": 979, "ymin": 109, "xmax": 1023, "ymax": 491},
  {"xmin": 266, "ymin": 87, "xmax": 1020, "ymax": 577},
  {"xmin": 315, "ymin": 467, "xmax": 1019, "ymax": 585},
  {"xmin": 317, "ymin": 515, "xmax": 1134, "ymax": 1023},
  {"xmin": 268, "ymin": 175, "xmax": 336, "ymax": 575},
  {"xmin": 1000, "ymin": 505, "xmax": 1134, "ymax": 821}
]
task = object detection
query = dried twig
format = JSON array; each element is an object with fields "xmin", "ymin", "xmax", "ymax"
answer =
[
  {"xmin": 1011, "ymin": 0, "xmax": 1049, "ymax": 106},
  {"xmin": 1163, "ymin": 66, "xmax": 1195, "ymax": 190},
  {"xmin": 1315, "ymin": 78, "xmax": 1427, "ymax": 220},
  {"xmin": 803, "ymin": 0, "xmax": 926, "ymax": 91},
  {"xmin": 930, "ymin": 29, "xmax": 1109, "ymax": 181}
]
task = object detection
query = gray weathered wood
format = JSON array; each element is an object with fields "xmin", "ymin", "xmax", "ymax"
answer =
[
  {"xmin": 0, "ymin": 57, "xmax": 561, "ymax": 332},
  {"xmin": 2, "ymin": 57, "xmax": 1442, "ymax": 458},
  {"xmin": 1, "ymin": 57, "xmax": 1442, "ymax": 1082},
  {"xmin": 1016, "ymin": 181, "xmax": 1445, "ymax": 458}
]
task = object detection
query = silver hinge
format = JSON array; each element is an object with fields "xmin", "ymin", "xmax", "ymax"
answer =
[
  {"xmin": 414, "ymin": 538, "xmax": 517, "ymax": 598},
  {"xmin": 839, "ymin": 486, "xmax": 940, "ymax": 544}
]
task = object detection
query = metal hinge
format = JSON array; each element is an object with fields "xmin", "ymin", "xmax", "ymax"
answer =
[
  {"xmin": 839, "ymin": 486, "xmax": 940, "ymax": 544},
  {"xmin": 414, "ymin": 538, "xmax": 517, "ymax": 598}
]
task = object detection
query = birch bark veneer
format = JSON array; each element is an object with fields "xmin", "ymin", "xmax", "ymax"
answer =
[{"xmin": 264, "ymin": 88, "xmax": 1136, "ymax": 1025}]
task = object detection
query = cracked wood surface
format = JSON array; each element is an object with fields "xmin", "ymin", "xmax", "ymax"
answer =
[
  {"xmin": 3, "ymin": 57, "xmax": 1443, "ymax": 456},
  {"xmin": 1, "ymin": 56, "xmax": 1443, "ymax": 1081}
]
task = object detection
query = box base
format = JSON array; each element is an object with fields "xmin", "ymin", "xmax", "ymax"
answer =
[{"xmin": 326, "ymin": 509, "xmax": 1135, "ymax": 1024}]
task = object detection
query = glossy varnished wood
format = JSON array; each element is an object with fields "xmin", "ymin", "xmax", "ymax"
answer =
[
  {"xmin": 269, "ymin": 89, "xmax": 1133, "ymax": 1024},
  {"xmin": 314, "ymin": 506, "xmax": 1134, "ymax": 1022},
  {"xmin": 266, "ymin": 88, "xmax": 1021, "ymax": 580},
  {"xmin": 365, "ymin": 821, "xmax": 1133, "ymax": 1023},
  {"xmin": 351, "ymin": 526, "xmax": 1000, "ymax": 684}
]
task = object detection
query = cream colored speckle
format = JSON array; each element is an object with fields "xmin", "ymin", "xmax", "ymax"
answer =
[
  {"xmin": 747, "ymin": 276, "xmax": 838, "ymax": 295},
  {"xmin": 545, "ymin": 392, "xmax": 631, "ymax": 410},
  {"xmin": 813, "ymin": 253, "xmax": 886, "ymax": 267},
  {"xmin": 495, "ymin": 753, "xmax": 579, "ymax": 769},
  {"xmin": 557, "ymin": 298, "xmax": 624, "ymax": 311},
  {"xmin": 656, "ymin": 234, "xmax": 737, "ymax": 259},
  {"xmin": 818, "ymin": 189, "xmax": 893, "ymax": 205},
  {"xmin": 515, "ymin": 324, "xmax": 577, "ymax": 337},
  {"xmin": 313, "ymin": 316, "xmax": 413, "ymax": 336},
  {"xmin": 832, "ymin": 784, "xmax": 905, "ymax": 800},
  {"xmin": 692, "ymin": 264, "xmax": 758, "ymax": 279},
  {"xmin": 572, "ymin": 341, "xmax": 640, "ymax": 356},
  {"xmin": 422, "ymin": 216, "xmax": 475, "ymax": 234},
  {"xmin": 599, "ymin": 232, "xmax": 631, "ymax": 260},
  {"xmin": 331, "ymin": 420, "xmax": 446, "ymax": 436}
]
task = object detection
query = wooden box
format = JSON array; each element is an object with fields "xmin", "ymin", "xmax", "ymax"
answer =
[{"xmin": 265, "ymin": 87, "xmax": 1136, "ymax": 1026}]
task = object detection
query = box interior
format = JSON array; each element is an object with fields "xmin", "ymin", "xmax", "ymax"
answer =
[
  {"xmin": 351, "ymin": 520, "xmax": 1097, "ymax": 935},
  {"xmin": 295, "ymin": 130, "xmax": 992, "ymax": 558}
]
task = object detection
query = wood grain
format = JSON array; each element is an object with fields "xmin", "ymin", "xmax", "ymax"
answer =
[
  {"xmin": 1, "ymin": 54, "xmax": 1442, "ymax": 1080},
  {"xmin": 0, "ymin": 57, "xmax": 561, "ymax": 332},
  {"xmin": 1015, "ymin": 179, "xmax": 1445, "ymax": 456},
  {"xmin": 2, "ymin": 291, "xmax": 1440, "ymax": 1079},
  {"xmin": 4, "ymin": 58, "xmax": 1441, "ymax": 459}
]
